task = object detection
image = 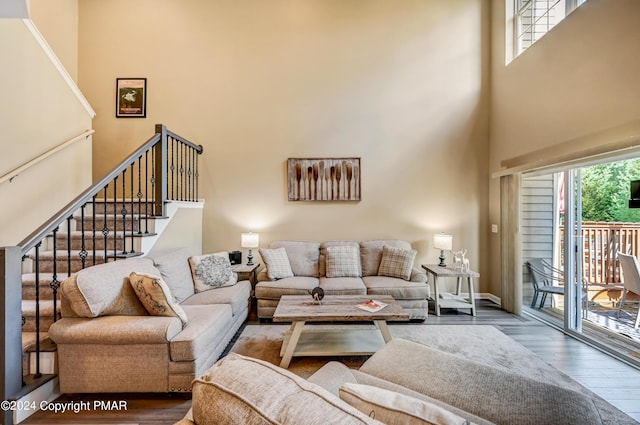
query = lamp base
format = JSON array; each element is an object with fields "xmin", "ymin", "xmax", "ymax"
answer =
[
  {"xmin": 246, "ymin": 249, "xmax": 254, "ymax": 266},
  {"xmin": 438, "ymin": 250, "xmax": 446, "ymax": 267}
]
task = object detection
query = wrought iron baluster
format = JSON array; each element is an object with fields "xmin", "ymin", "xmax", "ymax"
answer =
[
  {"xmin": 145, "ymin": 150, "xmax": 149, "ymax": 234},
  {"xmin": 92, "ymin": 195, "xmax": 97, "ymax": 265},
  {"xmin": 121, "ymin": 170, "xmax": 128, "ymax": 255},
  {"xmin": 66, "ymin": 216, "xmax": 72, "ymax": 274},
  {"xmin": 187, "ymin": 145, "xmax": 192, "ymax": 201},
  {"xmin": 195, "ymin": 148, "xmax": 199, "ymax": 201},
  {"xmin": 51, "ymin": 227, "xmax": 60, "ymax": 323},
  {"xmin": 180, "ymin": 142, "xmax": 185, "ymax": 201},
  {"xmin": 102, "ymin": 185, "xmax": 109, "ymax": 264},
  {"xmin": 79, "ymin": 204, "xmax": 87, "ymax": 269},
  {"xmin": 34, "ymin": 242, "xmax": 42, "ymax": 379},
  {"xmin": 170, "ymin": 138, "xmax": 175, "ymax": 200},
  {"xmin": 113, "ymin": 176, "xmax": 118, "ymax": 260},
  {"xmin": 137, "ymin": 156, "xmax": 143, "ymax": 236},
  {"xmin": 130, "ymin": 162, "xmax": 136, "ymax": 253}
]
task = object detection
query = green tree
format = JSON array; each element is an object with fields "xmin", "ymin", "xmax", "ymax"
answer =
[{"xmin": 581, "ymin": 159, "xmax": 640, "ymax": 222}]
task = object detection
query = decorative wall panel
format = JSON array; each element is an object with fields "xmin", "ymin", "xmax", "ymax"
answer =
[{"xmin": 287, "ymin": 158, "xmax": 360, "ymax": 201}]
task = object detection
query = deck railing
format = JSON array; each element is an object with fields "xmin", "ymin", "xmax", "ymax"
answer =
[{"xmin": 563, "ymin": 222, "xmax": 640, "ymax": 284}]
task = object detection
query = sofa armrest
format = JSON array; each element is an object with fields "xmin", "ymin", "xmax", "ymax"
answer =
[
  {"xmin": 307, "ymin": 361, "xmax": 358, "ymax": 396},
  {"xmin": 409, "ymin": 267, "xmax": 427, "ymax": 283},
  {"xmin": 48, "ymin": 315, "xmax": 182, "ymax": 345}
]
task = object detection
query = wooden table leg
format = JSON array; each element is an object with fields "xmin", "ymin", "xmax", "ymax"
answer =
[
  {"xmin": 374, "ymin": 320, "xmax": 392, "ymax": 343},
  {"xmin": 433, "ymin": 275, "xmax": 441, "ymax": 316},
  {"xmin": 280, "ymin": 321, "xmax": 305, "ymax": 368}
]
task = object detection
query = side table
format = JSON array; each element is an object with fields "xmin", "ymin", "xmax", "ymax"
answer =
[
  {"xmin": 232, "ymin": 263, "xmax": 260, "ymax": 287},
  {"xmin": 421, "ymin": 264, "xmax": 479, "ymax": 316}
]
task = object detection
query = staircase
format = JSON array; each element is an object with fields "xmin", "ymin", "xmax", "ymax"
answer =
[
  {"xmin": 3, "ymin": 124, "xmax": 204, "ymax": 400},
  {"xmin": 20, "ymin": 200, "xmax": 163, "ymax": 377}
]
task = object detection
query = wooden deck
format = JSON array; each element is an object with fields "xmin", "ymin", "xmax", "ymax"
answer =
[{"xmin": 20, "ymin": 300, "xmax": 640, "ymax": 424}]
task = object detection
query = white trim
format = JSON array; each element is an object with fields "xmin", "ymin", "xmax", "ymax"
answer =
[
  {"xmin": 0, "ymin": 129, "xmax": 94, "ymax": 185},
  {"xmin": 21, "ymin": 19, "xmax": 96, "ymax": 119}
]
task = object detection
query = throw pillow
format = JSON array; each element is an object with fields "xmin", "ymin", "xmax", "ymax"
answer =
[
  {"xmin": 191, "ymin": 353, "xmax": 382, "ymax": 425},
  {"xmin": 339, "ymin": 383, "xmax": 471, "ymax": 425},
  {"xmin": 128, "ymin": 272, "xmax": 188, "ymax": 329},
  {"xmin": 259, "ymin": 247, "xmax": 294, "ymax": 280},
  {"xmin": 326, "ymin": 245, "xmax": 362, "ymax": 278},
  {"xmin": 377, "ymin": 245, "xmax": 417, "ymax": 281},
  {"xmin": 189, "ymin": 252, "xmax": 237, "ymax": 293}
]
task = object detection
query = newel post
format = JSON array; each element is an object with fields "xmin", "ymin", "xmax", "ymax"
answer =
[
  {"xmin": 154, "ymin": 124, "xmax": 168, "ymax": 217},
  {"xmin": 0, "ymin": 247, "xmax": 23, "ymax": 425}
]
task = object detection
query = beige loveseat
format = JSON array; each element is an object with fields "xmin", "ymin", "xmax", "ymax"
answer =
[
  {"xmin": 48, "ymin": 247, "xmax": 251, "ymax": 393},
  {"xmin": 255, "ymin": 240, "xmax": 430, "ymax": 320},
  {"xmin": 176, "ymin": 338, "xmax": 636, "ymax": 425}
]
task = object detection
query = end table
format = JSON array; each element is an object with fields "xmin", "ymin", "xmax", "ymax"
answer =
[{"xmin": 421, "ymin": 264, "xmax": 479, "ymax": 316}]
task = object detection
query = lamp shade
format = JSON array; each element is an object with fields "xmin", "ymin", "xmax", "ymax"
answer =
[
  {"xmin": 241, "ymin": 232, "xmax": 260, "ymax": 248},
  {"xmin": 433, "ymin": 233, "xmax": 453, "ymax": 251}
]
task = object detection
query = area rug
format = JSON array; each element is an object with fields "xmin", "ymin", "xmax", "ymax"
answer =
[
  {"xmin": 230, "ymin": 324, "xmax": 579, "ymax": 385},
  {"xmin": 229, "ymin": 323, "xmax": 636, "ymax": 424}
]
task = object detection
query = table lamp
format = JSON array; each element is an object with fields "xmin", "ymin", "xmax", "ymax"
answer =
[
  {"xmin": 433, "ymin": 233, "xmax": 452, "ymax": 267},
  {"xmin": 241, "ymin": 232, "xmax": 260, "ymax": 266}
]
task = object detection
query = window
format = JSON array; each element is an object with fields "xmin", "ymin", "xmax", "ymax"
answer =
[{"xmin": 513, "ymin": 0, "xmax": 587, "ymax": 57}]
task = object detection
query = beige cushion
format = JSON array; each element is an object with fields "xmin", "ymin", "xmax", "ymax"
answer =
[
  {"xmin": 128, "ymin": 272, "xmax": 188, "ymax": 328},
  {"xmin": 255, "ymin": 276, "xmax": 319, "ymax": 299},
  {"xmin": 360, "ymin": 240, "xmax": 413, "ymax": 276},
  {"xmin": 270, "ymin": 240, "xmax": 320, "ymax": 277},
  {"xmin": 319, "ymin": 277, "xmax": 367, "ymax": 295},
  {"xmin": 64, "ymin": 258, "xmax": 159, "ymax": 317},
  {"xmin": 170, "ymin": 305, "xmax": 233, "ymax": 361},
  {"xmin": 340, "ymin": 383, "xmax": 472, "ymax": 425},
  {"xmin": 189, "ymin": 252, "xmax": 237, "ymax": 293},
  {"xmin": 191, "ymin": 353, "xmax": 383, "ymax": 425},
  {"xmin": 378, "ymin": 245, "xmax": 417, "ymax": 280},
  {"xmin": 259, "ymin": 247, "xmax": 294, "ymax": 280},
  {"xmin": 363, "ymin": 276, "xmax": 430, "ymax": 300},
  {"xmin": 181, "ymin": 280, "xmax": 251, "ymax": 317},
  {"xmin": 326, "ymin": 245, "xmax": 362, "ymax": 278},
  {"xmin": 151, "ymin": 247, "xmax": 197, "ymax": 303}
]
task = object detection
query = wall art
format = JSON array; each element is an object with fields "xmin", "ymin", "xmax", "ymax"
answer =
[
  {"xmin": 287, "ymin": 158, "xmax": 360, "ymax": 201},
  {"xmin": 116, "ymin": 78, "xmax": 147, "ymax": 118}
]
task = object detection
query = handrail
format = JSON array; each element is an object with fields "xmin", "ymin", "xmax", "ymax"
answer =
[
  {"xmin": 18, "ymin": 132, "xmax": 159, "ymax": 254},
  {"xmin": 0, "ymin": 129, "xmax": 95, "ymax": 186},
  {"xmin": 22, "ymin": 19, "xmax": 96, "ymax": 119},
  {"xmin": 18, "ymin": 124, "xmax": 204, "ymax": 254}
]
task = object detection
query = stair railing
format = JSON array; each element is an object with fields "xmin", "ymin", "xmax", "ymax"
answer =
[{"xmin": 0, "ymin": 124, "xmax": 203, "ymax": 413}]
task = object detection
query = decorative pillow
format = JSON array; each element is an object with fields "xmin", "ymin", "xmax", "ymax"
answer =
[
  {"xmin": 377, "ymin": 245, "xmax": 417, "ymax": 280},
  {"xmin": 339, "ymin": 383, "xmax": 471, "ymax": 425},
  {"xmin": 191, "ymin": 353, "xmax": 382, "ymax": 425},
  {"xmin": 189, "ymin": 252, "xmax": 237, "ymax": 293},
  {"xmin": 259, "ymin": 247, "xmax": 294, "ymax": 280},
  {"xmin": 128, "ymin": 272, "xmax": 188, "ymax": 328},
  {"xmin": 326, "ymin": 245, "xmax": 362, "ymax": 278}
]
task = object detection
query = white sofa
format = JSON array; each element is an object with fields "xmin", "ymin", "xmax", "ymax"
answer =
[
  {"xmin": 48, "ymin": 247, "xmax": 251, "ymax": 393},
  {"xmin": 255, "ymin": 240, "xmax": 430, "ymax": 320}
]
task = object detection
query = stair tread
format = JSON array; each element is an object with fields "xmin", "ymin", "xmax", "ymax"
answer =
[
  {"xmin": 22, "ymin": 332, "xmax": 55, "ymax": 353},
  {"xmin": 21, "ymin": 272, "xmax": 71, "ymax": 283},
  {"xmin": 22, "ymin": 300, "xmax": 59, "ymax": 316}
]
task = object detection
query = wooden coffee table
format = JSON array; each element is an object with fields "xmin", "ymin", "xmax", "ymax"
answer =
[{"xmin": 273, "ymin": 295, "xmax": 409, "ymax": 368}]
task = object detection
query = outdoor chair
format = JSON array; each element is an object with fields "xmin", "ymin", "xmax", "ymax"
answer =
[
  {"xmin": 525, "ymin": 258, "xmax": 565, "ymax": 309},
  {"xmin": 525, "ymin": 258, "xmax": 589, "ymax": 313},
  {"xmin": 615, "ymin": 253, "xmax": 640, "ymax": 329}
]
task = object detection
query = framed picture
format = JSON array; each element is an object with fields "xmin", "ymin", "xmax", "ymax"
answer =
[
  {"xmin": 116, "ymin": 78, "xmax": 147, "ymax": 118},
  {"xmin": 287, "ymin": 158, "xmax": 361, "ymax": 201}
]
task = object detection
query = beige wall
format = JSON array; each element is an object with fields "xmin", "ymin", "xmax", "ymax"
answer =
[
  {"xmin": 79, "ymin": 0, "xmax": 491, "ymax": 291},
  {"xmin": 0, "ymin": 18, "xmax": 92, "ymax": 246},
  {"xmin": 489, "ymin": 0, "xmax": 640, "ymax": 296},
  {"xmin": 30, "ymin": 0, "xmax": 79, "ymax": 81}
]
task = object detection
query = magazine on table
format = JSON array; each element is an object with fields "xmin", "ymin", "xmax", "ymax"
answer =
[{"xmin": 356, "ymin": 299, "xmax": 388, "ymax": 313}]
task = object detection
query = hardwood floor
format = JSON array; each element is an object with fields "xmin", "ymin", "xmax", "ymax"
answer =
[{"xmin": 20, "ymin": 300, "xmax": 640, "ymax": 424}]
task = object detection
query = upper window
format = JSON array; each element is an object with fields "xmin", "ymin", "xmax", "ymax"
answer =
[{"xmin": 514, "ymin": 0, "xmax": 587, "ymax": 57}]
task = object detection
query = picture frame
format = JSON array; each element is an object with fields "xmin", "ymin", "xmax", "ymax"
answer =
[
  {"xmin": 287, "ymin": 157, "xmax": 361, "ymax": 201},
  {"xmin": 116, "ymin": 78, "xmax": 147, "ymax": 118}
]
